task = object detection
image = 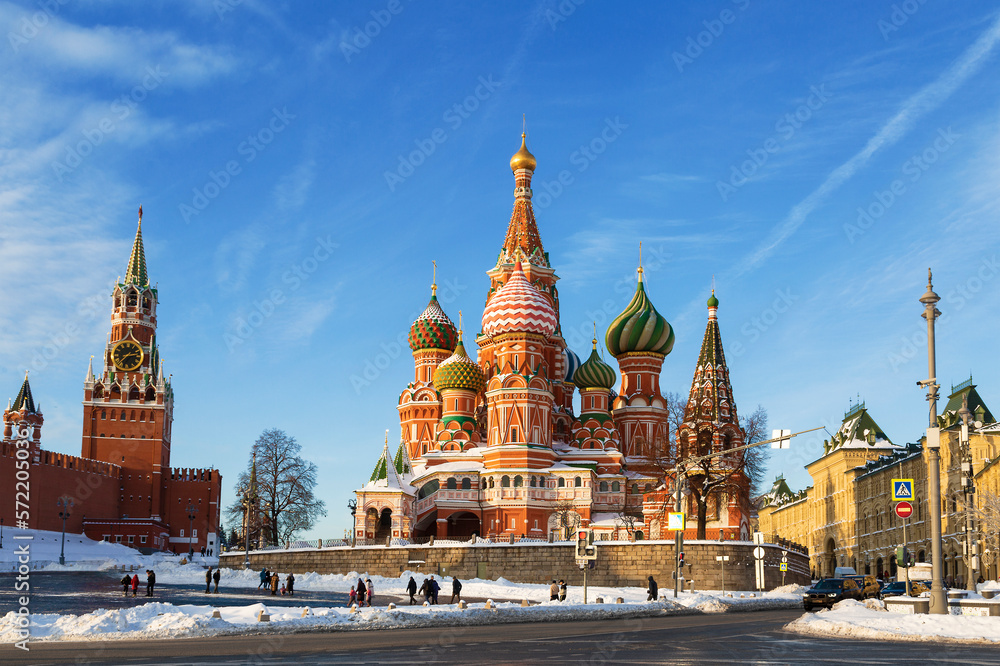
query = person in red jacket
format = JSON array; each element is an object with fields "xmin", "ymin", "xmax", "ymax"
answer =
[{"xmin": 131, "ymin": 573, "xmax": 139, "ymax": 597}]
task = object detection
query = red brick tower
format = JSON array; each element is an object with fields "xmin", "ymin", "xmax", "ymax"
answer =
[
  {"xmin": 3, "ymin": 373, "xmax": 43, "ymax": 461},
  {"xmin": 81, "ymin": 207, "xmax": 173, "ymax": 525}
]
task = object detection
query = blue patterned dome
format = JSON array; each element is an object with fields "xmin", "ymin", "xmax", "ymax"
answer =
[{"xmin": 563, "ymin": 347, "xmax": 582, "ymax": 384}]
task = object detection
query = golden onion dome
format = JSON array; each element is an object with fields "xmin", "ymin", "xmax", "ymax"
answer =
[{"xmin": 509, "ymin": 132, "xmax": 537, "ymax": 172}]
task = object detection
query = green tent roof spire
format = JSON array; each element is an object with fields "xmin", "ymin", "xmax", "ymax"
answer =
[
  {"xmin": 12, "ymin": 371, "xmax": 37, "ymax": 413},
  {"xmin": 124, "ymin": 206, "xmax": 149, "ymax": 287}
]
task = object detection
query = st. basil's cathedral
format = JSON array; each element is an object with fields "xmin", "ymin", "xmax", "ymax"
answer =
[{"xmin": 354, "ymin": 134, "xmax": 752, "ymax": 542}]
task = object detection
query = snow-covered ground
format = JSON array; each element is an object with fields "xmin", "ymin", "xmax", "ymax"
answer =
[
  {"xmin": 786, "ymin": 599, "xmax": 1000, "ymax": 644},
  {"xmin": 0, "ymin": 528, "xmax": 217, "ymax": 572},
  {"xmin": 1, "ymin": 585, "xmax": 806, "ymax": 643},
  {"xmin": 2, "ymin": 529, "xmax": 807, "ymax": 643}
]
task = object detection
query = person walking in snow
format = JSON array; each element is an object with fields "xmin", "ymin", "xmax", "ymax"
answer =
[
  {"xmin": 559, "ymin": 580, "xmax": 567, "ymax": 602},
  {"xmin": 259, "ymin": 568, "xmax": 269, "ymax": 590},
  {"xmin": 418, "ymin": 578, "xmax": 429, "ymax": 604},
  {"xmin": 131, "ymin": 573, "xmax": 139, "ymax": 597},
  {"xmin": 366, "ymin": 578, "xmax": 374, "ymax": 606},
  {"xmin": 450, "ymin": 577, "xmax": 462, "ymax": 604},
  {"xmin": 121, "ymin": 574, "xmax": 131, "ymax": 597},
  {"xmin": 429, "ymin": 576, "xmax": 439, "ymax": 604},
  {"xmin": 550, "ymin": 580, "xmax": 559, "ymax": 601},
  {"xmin": 286, "ymin": 572, "xmax": 295, "ymax": 596},
  {"xmin": 270, "ymin": 571, "xmax": 279, "ymax": 595},
  {"xmin": 348, "ymin": 586, "xmax": 357, "ymax": 606},
  {"xmin": 146, "ymin": 570, "xmax": 156, "ymax": 597},
  {"xmin": 647, "ymin": 575, "xmax": 658, "ymax": 601},
  {"xmin": 407, "ymin": 576, "xmax": 417, "ymax": 605},
  {"xmin": 356, "ymin": 578, "xmax": 366, "ymax": 607},
  {"xmin": 213, "ymin": 567, "xmax": 221, "ymax": 593},
  {"xmin": 205, "ymin": 567, "xmax": 213, "ymax": 594}
]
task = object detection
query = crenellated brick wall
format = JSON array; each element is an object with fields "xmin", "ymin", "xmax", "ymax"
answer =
[{"xmin": 220, "ymin": 541, "xmax": 809, "ymax": 590}]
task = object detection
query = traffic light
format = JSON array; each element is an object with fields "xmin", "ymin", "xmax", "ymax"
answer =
[
  {"xmin": 575, "ymin": 530, "xmax": 588, "ymax": 559},
  {"xmin": 677, "ymin": 552, "xmax": 685, "ymax": 568},
  {"xmin": 895, "ymin": 546, "xmax": 911, "ymax": 568}
]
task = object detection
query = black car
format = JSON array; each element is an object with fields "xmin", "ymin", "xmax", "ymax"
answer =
[
  {"xmin": 878, "ymin": 580, "xmax": 929, "ymax": 599},
  {"xmin": 802, "ymin": 577, "xmax": 864, "ymax": 611}
]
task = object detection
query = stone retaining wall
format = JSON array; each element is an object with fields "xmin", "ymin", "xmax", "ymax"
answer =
[{"xmin": 220, "ymin": 541, "xmax": 809, "ymax": 590}]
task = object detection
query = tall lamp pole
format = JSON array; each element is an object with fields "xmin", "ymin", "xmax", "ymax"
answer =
[
  {"xmin": 186, "ymin": 503, "xmax": 198, "ymax": 558},
  {"xmin": 1, "ymin": 517, "xmax": 4, "ymax": 549},
  {"xmin": 919, "ymin": 269, "xmax": 947, "ymax": 614},
  {"xmin": 57, "ymin": 496, "xmax": 74, "ymax": 566}
]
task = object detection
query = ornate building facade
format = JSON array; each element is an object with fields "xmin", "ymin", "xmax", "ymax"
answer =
[
  {"xmin": 0, "ymin": 210, "xmax": 221, "ymax": 554},
  {"xmin": 354, "ymin": 135, "xmax": 752, "ymax": 542},
  {"xmin": 759, "ymin": 379, "xmax": 1000, "ymax": 582}
]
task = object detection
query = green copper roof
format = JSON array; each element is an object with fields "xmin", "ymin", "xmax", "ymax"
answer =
[
  {"xmin": 433, "ymin": 338, "xmax": 486, "ymax": 393},
  {"xmin": 573, "ymin": 344, "xmax": 617, "ymax": 390},
  {"xmin": 408, "ymin": 294, "xmax": 459, "ymax": 353},
  {"xmin": 940, "ymin": 378, "xmax": 995, "ymax": 428},
  {"xmin": 605, "ymin": 277, "xmax": 674, "ymax": 357},
  {"xmin": 11, "ymin": 374, "xmax": 36, "ymax": 413},
  {"xmin": 707, "ymin": 292, "xmax": 719, "ymax": 308},
  {"xmin": 124, "ymin": 216, "xmax": 149, "ymax": 287},
  {"xmin": 392, "ymin": 441, "xmax": 412, "ymax": 476}
]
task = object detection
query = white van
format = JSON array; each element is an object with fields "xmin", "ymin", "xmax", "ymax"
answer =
[{"xmin": 834, "ymin": 566, "xmax": 858, "ymax": 578}]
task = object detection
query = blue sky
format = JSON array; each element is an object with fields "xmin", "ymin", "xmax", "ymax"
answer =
[{"xmin": 2, "ymin": 1, "xmax": 999, "ymax": 540}]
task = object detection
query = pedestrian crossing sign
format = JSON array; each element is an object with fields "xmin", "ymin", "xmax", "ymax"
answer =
[
  {"xmin": 891, "ymin": 478, "xmax": 914, "ymax": 502},
  {"xmin": 779, "ymin": 563, "xmax": 788, "ymax": 572},
  {"xmin": 667, "ymin": 512, "xmax": 685, "ymax": 531}
]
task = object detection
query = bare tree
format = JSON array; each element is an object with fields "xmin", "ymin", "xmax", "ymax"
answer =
[
  {"xmin": 550, "ymin": 499, "xmax": 581, "ymax": 540},
  {"xmin": 614, "ymin": 495, "xmax": 643, "ymax": 540},
  {"xmin": 972, "ymin": 489, "xmax": 1000, "ymax": 575},
  {"xmin": 226, "ymin": 429, "xmax": 327, "ymax": 545},
  {"xmin": 664, "ymin": 391, "xmax": 687, "ymax": 459},
  {"xmin": 681, "ymin": 405, "xmax": 770, "ymax": 540}
]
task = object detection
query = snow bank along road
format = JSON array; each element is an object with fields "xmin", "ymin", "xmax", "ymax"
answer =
[{"xmin": 6, "ymin": 610, "xmax": 1000, "ymax": 665}]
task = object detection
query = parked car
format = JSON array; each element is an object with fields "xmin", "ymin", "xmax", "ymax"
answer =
[
  {"xmin": 802, "ymin": 578, "xmax": 864, "ymax": 611},
  {"xmin": 879, "ymin": 580, "xmax": 929, "ymax": 599},
  {"xmin": 846, "ymin": 575, "xmax": 880, "ymax": 599}
]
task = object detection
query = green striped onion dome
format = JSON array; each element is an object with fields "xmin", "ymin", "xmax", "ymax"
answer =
[
  {"xmin": 605, "ymin": 277, "xmax": 674, "ymax": 357},
  {"xmin": 433, "ymin": 339, "xmax": 486, "ymax": 393},
  {"xmin": 707, "ymin": 291, "xmax": 719, "ymax": 308},
  {"xmin": 573, "ymin": 343, "xmax": 617, "ymax": 390},
  {"xmin": 408, "ymin": 293, "xmax": 459, "ymax": 352}
]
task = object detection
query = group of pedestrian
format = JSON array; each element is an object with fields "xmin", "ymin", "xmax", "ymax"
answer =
[
  {"xmin": 199, "ymin": 546, "xmax": 214, "ymax": 557},
  {"xmin": 118, "ymin": 570, "xmax": 158, "ymax": 597},
  {"xmin": 205, "ymin": 566, "xmax": 221, "ymax": 593},
  {"xmin": 256, "ymin": 568, "xmax": 294, "ymax": 595},
  {"xmin": 548, "ymin": 580, "xmax": 568, "ymax": 601},
  {"xmin": 349, "ymin": 578, "xmax": 374, "ymax": 606},
  {"xmin": 404, "ymin": 575, "xmax": 461, "ymax": 605}
]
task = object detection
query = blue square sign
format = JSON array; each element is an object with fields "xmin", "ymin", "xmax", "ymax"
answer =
[{"xmin": 891, "ymin": 478, "xmax": 914, "ymax": 501}]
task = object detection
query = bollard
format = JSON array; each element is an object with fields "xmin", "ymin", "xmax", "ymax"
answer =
[
  {"xmin": 485, "ymin": 599, "xmax": 494, "ymax": 609},
  {"xmin": 459, "ymin": 600, "xmax": 467, "ymax": 609},
  {"xmin": 301, "ymin": 607, "xmax": 311, "ymax": 618},
  {"xmin": 211, "ymin": 610, "xmax": 222, "ymax": 619},
  {"xmin": 350, "ymin": 604, "xmax": 358, "ymax": 614},
  {"xmin": 740, "ymin": 594, "xmax": 745, "ymax": 598},
  {"xmin": 257, "ymin": 610, "xmax": 270, "ymax": 622},
  {"xmin": 616, "ymin": 597, "xmax": 624, "ymax": 604},
  {"xmin": 521, "ymin": 599, "xmax": 529, "ymax": 607},
  {"xmin": 387, "ymin": 603, "xmax": 396, "ymax": 610},
  {"xmin": 423, "ymin": 601, "xmax": 430, "ymax": 607}
]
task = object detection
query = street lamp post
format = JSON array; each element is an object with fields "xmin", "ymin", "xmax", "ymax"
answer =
[
  {"xmin": 1, "ymin": 517, "xmax": 4, "ymax": 549},
  {"xmin": 919, "ymin": 269, "xmax": 947, "ymax": 614},
  {"xmin": 958, "ymin": 396, "xmax": 979, "ymax": 591},
  {"xmin": 186, "ymin": 503, "xmax": 198, "ymax": 558},
  {"xmin": 57, "ymin": 496, "xmax": 74, "ymax": 566}
]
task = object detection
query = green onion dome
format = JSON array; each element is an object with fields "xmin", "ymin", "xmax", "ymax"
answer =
[
  {"xmin": 707, "ymin": 291, "xmax": 719, "ymax": 308},
  {"xmin": 433, "ymin": 337, "xmax": 486, "ymax": 393},
  {"xmin": 573, "ymin": 341, "xmax": 617, "ymax": 390},
  {"xmin": 408, "ymin": 291, "xmax": 459, "ymax": 352},
  {"xmin": 605, "ymin": 274, "xmax": 674, "ymax": 357}
]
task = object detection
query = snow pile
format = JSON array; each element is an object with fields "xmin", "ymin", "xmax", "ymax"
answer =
[
  {"xmin": 786, "ymin": 599, "xmax": 1000, "ymax": 644},
  {"xmin": 0, "ymin": 528, "xmax": 153, "ymax": 571},
  {"xmin": 1, "ymin": 588, "xmax": 806, "ymax": 644}
]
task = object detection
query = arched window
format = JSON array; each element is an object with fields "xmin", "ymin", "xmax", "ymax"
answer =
[
  {"xmin": 599, "ymin": 481, "xmax": 608, "ymax": 492},
  {"xmin": 514, "ymin": 475, "xmax": 523, "ymax": 488},
  {"xmin": 631, "ymin": 483, "xmax": 639, "ymax": 494},
  {"xmin": 644, "ymin": 483, "xmax": 652, "ymax": 493},
  {"xmin": 126, "ymin": 290, "xmax": 138, "ymax": 307},
  {"xmin": 530, "ymin": 476, "xmax": 537, "ymax": 487},
  {"xmin": 558, "ymin": 478, "xmax": 565, "ymax": 488},
  {"xmin": 139, "ymin": 411, "xmax": 145, "ymax": 422},
  {"xmin": 612, "ymin": 481, "xmax": 620, "ymax": 492},
  {"xmin": 101, "ymin": 410, "xmax": 106, "ymax": 420},
  {"xmin": 93, "ymin": 385, "xmax": 104, "ymax": 399},
  {"xmin": 120, "ymin": 410, "xmax": 126, "ymax": 421},
  {"xmin": 461, "ymin": 478, "xmax": 471, "ymax": 490},
  {"xmin": 574, "ymin": 477, "xmax": 582, "ymax": 488},
  {"xmin": 488, "ymin": 478, "xmax": 495, "ymax": 489},
  {"xmin": 501, "ymin": 475, "xmax": 510, "ymax": 488},
  {"xmin": 145, "ymin": 387, "xmax": 155, "ymax": 402},
  {"xmin": 446, "ymin": 478, "xmax": 457, "ymax": 490},
  {"xmin": 142, "ymin": 295, "xmax": 151, "ymax": 311}
]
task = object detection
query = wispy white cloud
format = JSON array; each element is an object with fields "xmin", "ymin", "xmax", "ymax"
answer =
[{"xmin": 734, "ymin": 12, "xmax": 1000, "ymax": 276}]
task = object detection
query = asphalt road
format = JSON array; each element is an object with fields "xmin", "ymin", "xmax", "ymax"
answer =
[{"xmin": 5, "ymin": 609, "xmax": 1000, "ymax": 665}]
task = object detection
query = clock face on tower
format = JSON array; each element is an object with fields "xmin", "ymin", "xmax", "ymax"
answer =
[{"xmin": 112, "ymin": 340, "xmax": 144, "ymax": 371}]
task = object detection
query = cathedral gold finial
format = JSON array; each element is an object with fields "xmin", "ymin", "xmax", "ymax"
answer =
[
  {"xmin": 138, "ymin": 204, "xmax": 142, "ymax": 225},
  {"xmin": 637, "ymin": 242, "xmax": 644, "ymax": 281},
  {"xmin": 592, "ymin": 322, "xmax": 598, "ymax": 348},
  {"xmin": 385, "ymin": 429, "xmax": 389, "ymax": 445},
  {"xmin": 431, "ymin": 260, "xmax": 437, "ymax": 297},
  {"xmin": 459, "ymin": 310, "xmax": 463, "ymax": 336}
]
